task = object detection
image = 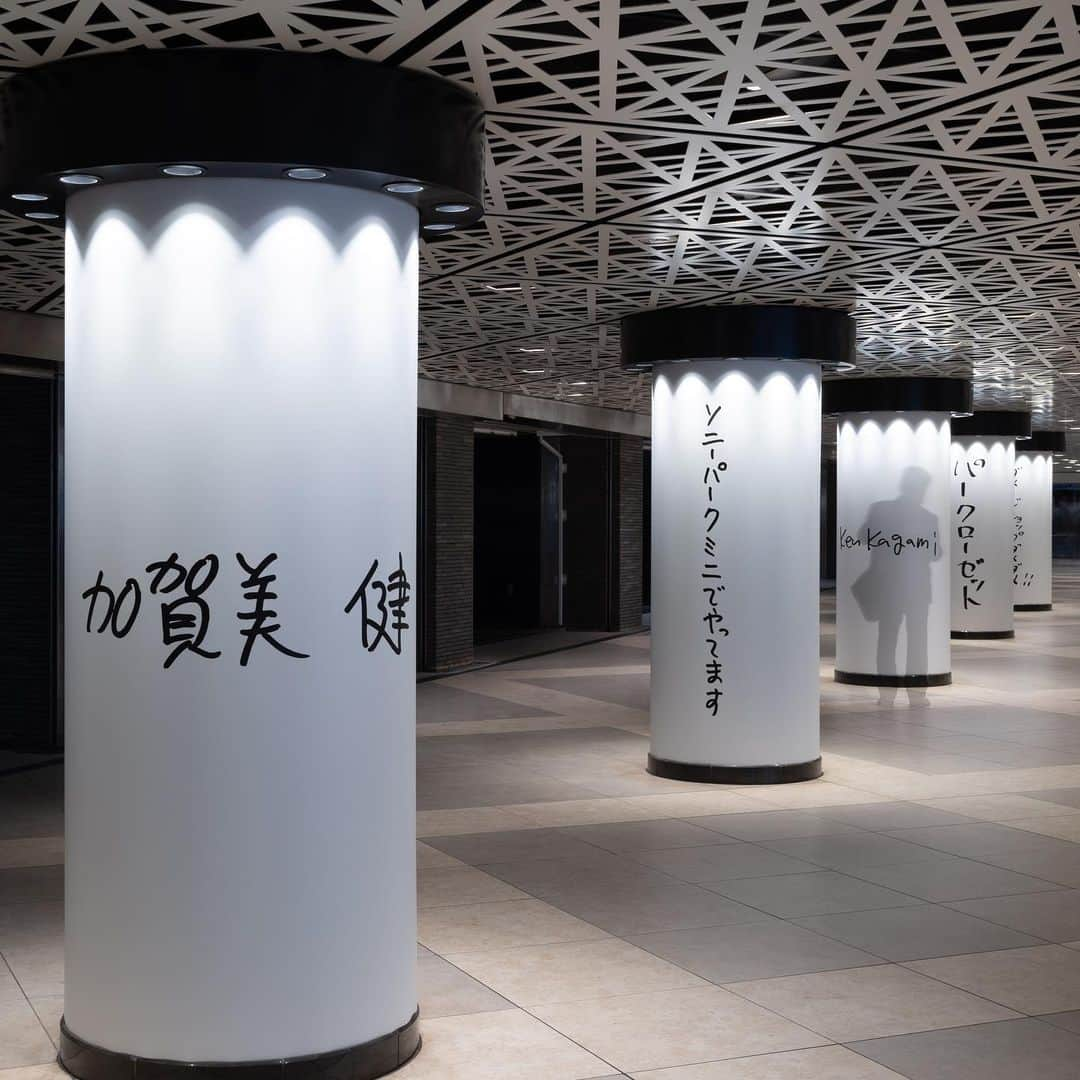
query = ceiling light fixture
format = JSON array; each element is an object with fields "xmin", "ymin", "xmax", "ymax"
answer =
[
  {"xmin": 285, "ymin": 167, "xmax": 327, "ymax": 180},
  {"xmin": 25, "ymin": 211, "xmax": 58, "ymax": 219},
  {"xmin": 484, "ymin": 283, "xmax": 521, "ymax": 292},
  {"xmin": 12, "ymin": 192, "xmax": 47, "ymax": 201},
  {"xmin": 435, "ymin": 202, "xmax": 471, "ymax": 213},
  {"xmin": 423, "ymin": 222, "xmax": 455, "ymax": 232},
  {"xmin": 383, "ymin": 181, "xmax": 424, "ymax": 194},
  {"xmin": 59, "ymin": 173, "xmax": 99, "ymax": 185},
  {"xmin": 521, "ymin": 368, "xmax": 546, "ymax": 374},
  {"xmin": 518, "ymin": 347, "xmax": 545, "ymax": 353},
  {"xmin": 162, "ymin": 164, "xmax": 204, "ymax": 176}
]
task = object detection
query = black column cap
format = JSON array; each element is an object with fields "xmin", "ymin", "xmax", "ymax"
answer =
[
  {"xmin": 620, "ymin": 304, "xmax": 854, "ymax": 370},
  {"xmin": 823, "ymin": 376, "xmax": 972, "ymax": 415},
  {"xmin": 951, "ymin": 410, "xmax": 1031, "ymax": 438},
  {"xmin": 0, "ymin": 48, "xmax": 485, "ymax": 234},
  {"xmin": 1019, "ymin": 430, "xmax": 1067, "ymax": 453}
]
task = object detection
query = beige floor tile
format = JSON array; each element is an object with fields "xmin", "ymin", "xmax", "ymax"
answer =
[
  {"xmin": 621, "ymin": 792, "xmax": 764, "ymax": 818},
  {"xmin": 0, "ymin": 998, "xmax": 55, "ymax": 1069},
  {"xmin": 0, "ymin": 967, "xmax": 23, "ymax": 1003},
  {"xmin": 917, "ymin": 795, "xmax": 1080, "ymax": 822},
  {"xmin": 630, "ymin": 1044, "xmax": 906, "ymax": 1078},
  {"xmin": 531, "ymin": 985, "xmax": 828, "ymax": 1073},
  {"xmin": 504, "ymin": 799, "xmax": 657, "ymax": 827},
  {"xmin": 907, "ymin": 945, "xmax": 1080, "ymax": 1014},
  {"xmin": 418, "ymin": 950, "xmax": 513, "ymax": 1018},
  {"xmin": 417, "ymin": 807, "xmax": 538, "ymax": 838},
  {"xmin": 394, "ymin": 1008, "xmax": 612, "ymax": 1079},
  {"xmin": 737, "ymin": 783, "xmax": 891, "ymax": 810},
  {"xmin": 0, "ymin": 1067, "xmax": 67, "ymax": 1080},
  {"xmin": 28, "ymin": 997, "xmax": 61, "ymax": 1048},
  {"xmin": 417, "ymin": 841, "xmax": 466, "ymax": 869},
  {"xmin": 0, "ymin": 902, "xmax": 63, "ymax": 951},
  {"xmin": 727, "ymin": 963, "xmax": 1017, "ymax": 1041},
  {"xmin": 2, "ymin": 942, "xmax": 64, "ymax": 998},
  {"xmin": 418, "ymin": 866, "xmax": 528, "ymax": 909},
  {"xmin": 448, "ymin": 939, "xmax": 707, "ymax": 1005},
  {"xmin": 419, "ymin": 899, "xmax": 609, "ymax": 954},
  {"xmin": 0, "ymin": 840, "xmax": 63, "ymax": 871},
  {"xmin": 1007, "ymin": 816, "xmax": 1080, "ymax": 842}
]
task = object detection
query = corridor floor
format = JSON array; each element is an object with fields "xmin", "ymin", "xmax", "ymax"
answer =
[{"xmin": 5, "ymin": 568, "xmax": 1080, "ymax": 1078}]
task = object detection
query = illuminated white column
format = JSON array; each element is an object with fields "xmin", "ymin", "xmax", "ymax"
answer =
[
  {"xmin": 64, "ymin": 178, "xmax": 420, "ymax": 1065},
  {"xmin": 1014, "ymin": 432, "xmax": 1065, "ymax": 611},
  {"xmin": 623, "ymin": 304, "xmax": 852, "ymax": 783},
  {"xmin": 826, "ymin": 379, "xmax": 970, "ymax": 688},
  {"xmin": 836, "ymin": 413, "xmax": 951, "ymax": 682},
  {"xmin": 650, "ymin": 359, "xmax": 821, "ymax": 779},
  {"xmin": 950, "ymin": 412, "xmax": 1030, "ymax": 638},
  {"xmin": 6, "ymin": 49, "xmax": 484, "ymax": 1080}
]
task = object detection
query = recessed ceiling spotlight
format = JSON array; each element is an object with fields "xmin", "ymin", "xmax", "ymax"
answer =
[
  {"xmin": 435, "ymin": 203, "xmax": 472, "ymax": 214},
  {"xmin": 746, "ymin": 83, "xmax": 762, "ymax": 91},
  {"xmin": 25, "ymin": 211, "xmax": 59, "ymax": 220},
  {"xmin": 569, "ymin": 381, "xmax": 590, "ymax": 386},
  {"xmin": 59, "ymin": 173, "xmax": 99, "ymax": 185},
  {"xmin": 521, "ymin": 368, "xmax": 546, "ymax": 374},
  {"xmin": 567, "ymin": 392, "xmax": 586, "ymax": 397},
  {"xmin": 423, "ymin": 223, "xmax": 455, "ymax": 232},
  {"xmin": 383, "ymin": 181, "xmax": 424, "ymax": 194},
  {"xmin": 485, "ymin": 283, "xmax": 521, "ymax": 292},
  {"xmin": 12, "ymin": 192, "xmax": 48, "ymax": 202},
  {"xmin": 518, "ymin": 347, "xmax": 545, "ymax": 353},
  {"xmin": 285, "ymin": 167, "xmax": 327, "ymax": 180},
  {"xmin": 162, "ymin": 164, "xmax": 205, "ymax": 177}
]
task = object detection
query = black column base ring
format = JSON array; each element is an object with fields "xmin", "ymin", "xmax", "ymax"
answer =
[
  {"xmin": 1015, "ymin": 603, "xmax": 1052, "ymax": 612},
  {"xmin": 951, "ymin": 629, "xmax": 1015, "ymax": 639},
  {"xmin": 835, "ymin": 670, "xmax": 951, "ymax": 688},
  {"xmin": 647, "ymin": 754, "xmax": 822, "ymax": 785},
  {"xmin": 59, "ymin": 1010, "xmax": 421, "ymax": 1080}
]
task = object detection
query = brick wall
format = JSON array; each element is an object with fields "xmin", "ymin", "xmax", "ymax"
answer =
[
  {"xmin": 425, "ymin": 414, "xmax": 474, "ymax": 670},
  {"xmin": 612, "ymin": 435, "xmax": 644, "ymax": 632}
]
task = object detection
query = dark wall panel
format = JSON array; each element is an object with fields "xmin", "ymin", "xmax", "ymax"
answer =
[
  {"xmin": 418, "ymin": 414, "xmax": 475, "ymax": 671},
  {"xmin": 1054, "ymin": 483, "xmax": 1080, "ymax": 559},
  {"xmin": 474, "ymin": 434, "xmax": 542, "ymax": 641},
  {"xmin": 562, "ymin": 436, "xmax": 613, "ymax": 631},
  {"xmin": 0, "ymin": 373, "xmax": 59, "ymax": 751}
]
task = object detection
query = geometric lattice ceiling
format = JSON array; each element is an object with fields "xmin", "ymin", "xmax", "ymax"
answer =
[{"xmin": 2, "ymin": 1, "xmax": 1080, "ymax": 462}]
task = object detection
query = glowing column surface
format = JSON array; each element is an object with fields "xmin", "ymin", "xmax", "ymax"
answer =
[
  {"xmin": 0, "ymin": 50, "xmax": 484, "ymax": 1080},
  {"xmin": 950, "ymin": 411, "xmax": 1031, "ymax": 639},
  {"xmin": 825, "ymin": 378, "xmax": 972, "ymax": 688},
  {"xmin": 1014, "ymin": 431, "xmax": 1067, "ymax": 611},
  {"xmin": 621, "ymin": 306, "xmax": 854, "ymax": 783}
]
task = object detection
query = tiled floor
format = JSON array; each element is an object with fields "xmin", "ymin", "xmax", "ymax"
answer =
[{"xmin": 5, "ymin": 567, "xmax": 1080, "ymax": 1078}]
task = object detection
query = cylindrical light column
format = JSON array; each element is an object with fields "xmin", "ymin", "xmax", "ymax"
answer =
[
  {"xmin": 0, "ymin": 50, "xmax": 484, "ymax": 1080},
  {"xmin": 1014, "ymin": 431, "xmax": 1067, "ymax": 611},
  {"xmin": 621, "ymin": 305, "xmax": 855, "ymax": 783},
  {"xmin": 950, "ymin": 411, "xmax": 1031, "ymax": 639},
  {"xmin": 824, "ymin": 378, "xmax": 972, "ymax": 688}
]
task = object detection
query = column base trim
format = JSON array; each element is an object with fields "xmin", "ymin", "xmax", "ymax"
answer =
[
  {"xmin": 835, "ymin": 670, "xmax": 951, "ymax": 688},
  {"xmin": 1015, "ymin": 604, "xmax": 1052, "ymax": 612},
  {"xmin": 647, "ymin": 755, "xmax": 822, "ymax": 785},
  {"xmin": 950, "ymin": 630, "xmax": 1015, "ymax": 639},
  {"xmin": 58, "ymin": 1011, "xmax": 421, "ymax": 1080}
]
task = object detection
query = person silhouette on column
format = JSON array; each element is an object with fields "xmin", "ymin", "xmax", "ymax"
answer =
[{"xmin": 851, "ymin": 466, "xmax": 940, "ymax": 706}]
